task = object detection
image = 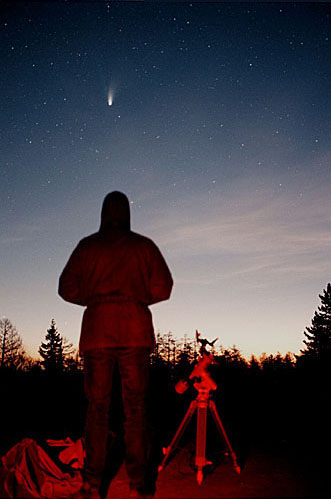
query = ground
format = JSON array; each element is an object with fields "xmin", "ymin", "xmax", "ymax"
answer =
[
  {"xmin": 105, "ymin": 443, "xmax": 326, "ymax": 499},
  {"xmin": 0, "ymin": 440, "xmax": 328, "ymax": 498}
]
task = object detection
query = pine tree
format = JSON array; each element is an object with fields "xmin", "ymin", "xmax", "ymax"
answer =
[
  {"xmin": 249, "ymin": 355, "xmax": 261, "ymax": 374},
  {"xmin": 300, "ymin": 283, "xmax": 331, "ymax": 363},
  {"xmin": 175, "ymin": 334, "xmax": 194, "ymax": 378},
  {"xmin": 164, "ymin": 331, "xmax": 176, "ymax": 366},
  {"xmin": 177, "ymin": 333, "xmax": 194, "ymax": 365},
  {"xmin": 0, "ymin": 317, "xmax": 26, "ymax": 369},
  {"xmin": 150, "ymin": 331, "xmax": 167, "ymax": 367},
  {"xmin": 39, "ymin": 319, "xmax": 74, "ymax": 373}
]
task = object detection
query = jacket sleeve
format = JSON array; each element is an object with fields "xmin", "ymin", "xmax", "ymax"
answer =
[
  {"xmin": 58, "ymin": 241, "xmax": 87, "ymax": 306},
  {"xmin": 147, "ymin": 242, "xmax": 173, "ymax": 305}
]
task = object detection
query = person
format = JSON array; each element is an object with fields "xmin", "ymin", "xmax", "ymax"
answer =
[{"xmin": 58, "ymin": 191, "xmax": 173, "ymax": 499}]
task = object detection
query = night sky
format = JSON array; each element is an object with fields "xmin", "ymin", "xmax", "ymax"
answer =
[{"xmin": 1, "ymin": 0, "xmax": 330, "ymax": 359}]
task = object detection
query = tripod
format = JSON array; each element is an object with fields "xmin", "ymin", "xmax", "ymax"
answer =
[{"xmin": 158, "ymin": 352, "xmax": 241, "ymax": 485}]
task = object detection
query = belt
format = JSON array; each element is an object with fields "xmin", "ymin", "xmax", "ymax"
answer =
[{"xmin": 87, "ymin": 294, "xmax": 140, "ymax": 307}]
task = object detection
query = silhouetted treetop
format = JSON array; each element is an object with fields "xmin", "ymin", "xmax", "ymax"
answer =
[
  {"xmin": 300, "ymin": 283, "xmax": 331, "ymax": 364},
  {"xmin": 38, "ymin": 319, "xmax": 75, "ymax": 373}
]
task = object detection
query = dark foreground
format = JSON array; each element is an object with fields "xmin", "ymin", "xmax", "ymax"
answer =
[
  {"xmin": 0, "ymin": 437, "xmax": 328, "ymax": 499},
  {"xmin": 0, "ymin": 355, "xmax": 329, "ymax": 498},
  {"xmin": 105, "ymin": 442, "xmax": 327, "ymax": 499}
]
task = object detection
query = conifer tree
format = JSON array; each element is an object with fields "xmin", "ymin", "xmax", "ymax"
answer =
[
  {"xmin": 150, "ymin": 331, "xmax": 167, "ymax": 367},
  {"xmin": 164, "ymin": 331, "xmax": 176, "ymax": 366},
  {"xmin": 177, "ymin": 333, "xmax": 193, "ymax": 365},
  {"xmin": 175, "ymin": 334, "xmax": 193, "ymax": 378},
  {"xmin": 249, "ymin": 355, "xmax": 261, "ymax": 374},
  {"xmin": 300, "ymin": 283, "xmax": 331, "ymax": 363},
  {"xmin": 39, "ymin": 319, "xmax": 74, "ymax": 373}
]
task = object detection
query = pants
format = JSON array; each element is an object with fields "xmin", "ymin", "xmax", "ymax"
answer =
[{"xmin": 83, "ymin": 347, "xmax": 150, "ymax": 490}]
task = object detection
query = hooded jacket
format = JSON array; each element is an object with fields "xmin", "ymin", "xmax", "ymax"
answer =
[{"xmin": 58, "ymin": 192, "xmax": 173, "ymax": 352}]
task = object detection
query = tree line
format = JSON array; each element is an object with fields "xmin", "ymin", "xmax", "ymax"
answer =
[
  {"xmin": 0, "ymin": 317, "xmax": 302, "ymax": 374},
  {"xmin": 1, "ymin": 283, "xmax": 331, "ymax": 374}
]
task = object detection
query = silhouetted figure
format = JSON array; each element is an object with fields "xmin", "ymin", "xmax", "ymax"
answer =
[{"xmin": 59, "ymin": 191, "xmax": 173, "ymax": 499}]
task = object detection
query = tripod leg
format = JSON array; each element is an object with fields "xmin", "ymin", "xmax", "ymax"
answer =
[
  {"xmin": 158, "ymin": 400, "xmax": 197, "ymax": 472},
  {"xmin": 196, "ymin": 403, "xmax": 211, "ymax": 485},
  {"xmin": 209, "ymin": 400, "xmax": 241, "ymax": 474}
]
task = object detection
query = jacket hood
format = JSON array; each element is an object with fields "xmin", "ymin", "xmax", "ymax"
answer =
[{"xmin": 100, "ymin": 191, "xmax": 131, "ymax": 231}]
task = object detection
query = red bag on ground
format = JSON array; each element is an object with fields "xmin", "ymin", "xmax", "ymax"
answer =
[{"xmin": 1, "ymin": 438, "xmax": 83, "ymax": 498}]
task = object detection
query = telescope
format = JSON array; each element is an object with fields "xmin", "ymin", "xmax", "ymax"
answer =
[{"xmin": 159, "ymin": 330, "xmax": 240, "ymax": 485}]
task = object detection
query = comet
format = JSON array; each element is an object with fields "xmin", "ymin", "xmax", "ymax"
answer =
[{"xmin": 108, "ymin": 88, "xmax": 114, "ymax": 106}]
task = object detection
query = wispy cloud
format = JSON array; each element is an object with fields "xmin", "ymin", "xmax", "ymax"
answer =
[
  {"xmin": 0, "ymin": 236, "xmax": 27, "ymax": 245},
  {"xmin": 0, "ymin": 225, "xmax": 41, "ymax": 246},
  {"xmin": 147, "ymin": 177, "xmax": 331, "ymax": 282}
]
